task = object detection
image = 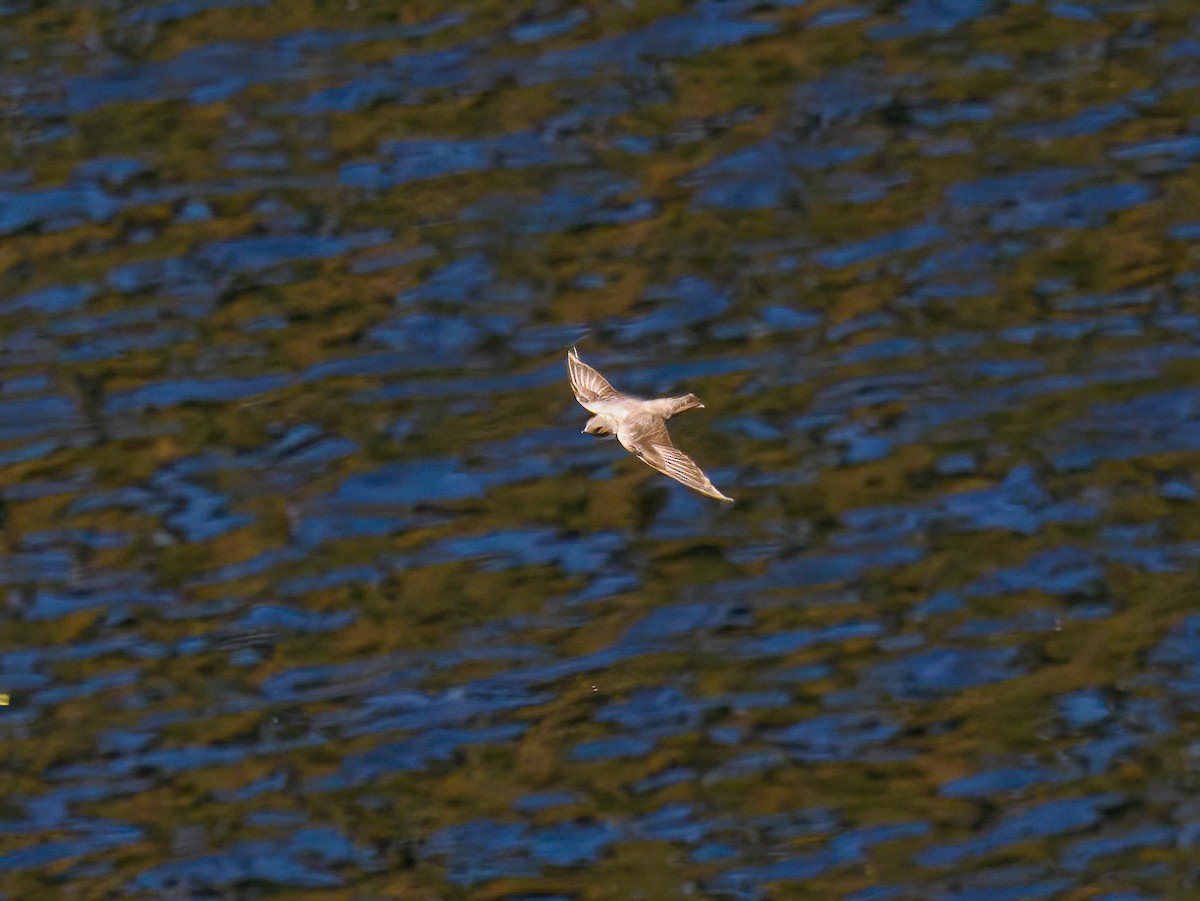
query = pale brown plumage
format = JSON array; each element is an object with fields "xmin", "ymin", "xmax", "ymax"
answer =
[
  {"xmin": 567, "ymin": 348, "xmax": 733, "ymax": 502},
  {"xmin": 567, "ymin": 349, "xmax": 621, "ymax": 406}
]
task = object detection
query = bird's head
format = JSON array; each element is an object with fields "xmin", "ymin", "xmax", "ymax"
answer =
[{"xmin": 582, "ymin": 416, "xmax": 611, "ymax": 436}]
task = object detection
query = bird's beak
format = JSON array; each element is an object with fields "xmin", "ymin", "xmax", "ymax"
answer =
[
  {"xmin": 581, "ymin": 429, "xmax": 588, "ymax": 434},
  {"xmin": 697, "ymin": 403, "xmax": 705, "ymax": 408}
]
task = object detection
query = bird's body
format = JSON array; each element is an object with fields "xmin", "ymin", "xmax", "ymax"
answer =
[{"xmin": 567, "ymin": 349, "xmax": 733, "ymax": 502}]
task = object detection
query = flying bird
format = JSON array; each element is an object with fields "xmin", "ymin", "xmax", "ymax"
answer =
[{"xmin": 567, "ymin": 348, "xmax": 733, "ymax": 502}]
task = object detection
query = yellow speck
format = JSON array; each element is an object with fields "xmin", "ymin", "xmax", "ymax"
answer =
[{"xmin": 0, "ymin": 694, "xmax": 9, "ymax": 706}]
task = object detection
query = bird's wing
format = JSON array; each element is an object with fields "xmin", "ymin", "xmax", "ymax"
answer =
[
  {"xmin": 625, "ymin": 419, "xmax": 734, "ymax": 503},
  {"xmin": 567, "ymin": 348, "xmax": 623, "ymax": 409}
]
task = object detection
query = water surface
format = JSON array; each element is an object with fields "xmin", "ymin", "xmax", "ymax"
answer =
[{"xmin": 2, "ymin": 0, "xmax": 1200, "ymax": 897}]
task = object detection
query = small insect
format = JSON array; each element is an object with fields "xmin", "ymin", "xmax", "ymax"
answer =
[{"xmin": 567, "ymin": 348, "xmax": 733, "ymax": 502}]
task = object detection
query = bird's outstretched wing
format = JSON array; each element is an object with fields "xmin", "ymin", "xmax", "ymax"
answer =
[
  {"xmin": 626, "ymin": 419, "xmax": 734, "ymax": 503},
  {"xmin": 567, "ymin": 348, "xmax": 623, "ymax": 409}
]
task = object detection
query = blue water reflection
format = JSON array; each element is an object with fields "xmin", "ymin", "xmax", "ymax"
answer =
[{"xmin": 3, "ymin": 0, "xmax": 1200, "ymax": 897}]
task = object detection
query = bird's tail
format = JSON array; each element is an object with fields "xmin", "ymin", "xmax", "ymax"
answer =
[{"xmin": 661, "ymin": 393, "xmax": 705, "ymax": 417}]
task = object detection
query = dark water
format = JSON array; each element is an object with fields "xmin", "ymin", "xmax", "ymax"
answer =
[{"xmin": 2, "ymin": 0, "xmax": 1200, "ymax": 897}]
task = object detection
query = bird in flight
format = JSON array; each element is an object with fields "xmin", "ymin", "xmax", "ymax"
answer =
[{"xmin": 567, "ymin": 348, "xmax": 733, "ymax": 502}]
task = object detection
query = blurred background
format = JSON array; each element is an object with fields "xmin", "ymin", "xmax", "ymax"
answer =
[{"xmin": 3, "ymin": 0, "xmax": 1200, "ymax": 897}]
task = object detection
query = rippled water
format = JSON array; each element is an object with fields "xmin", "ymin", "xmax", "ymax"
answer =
[{"xmin": 3, "ymin": 0, "xmax": 1200, "ymax": 897}]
